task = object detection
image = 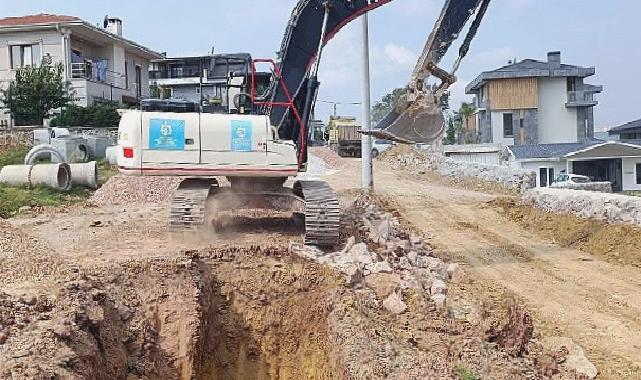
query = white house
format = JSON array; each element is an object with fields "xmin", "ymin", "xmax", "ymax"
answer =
[
  {"xmin": 507, "ymin": 141, "xmax": 641, "ymax": 192},
  {"xmin": 0, "ymin": 14, "xmax": 163, "ymax": 107}
]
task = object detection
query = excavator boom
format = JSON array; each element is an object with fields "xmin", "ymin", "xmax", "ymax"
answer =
[{"xmin": 268, "ymin": 0, "xmax": 491, "ymax": 146}]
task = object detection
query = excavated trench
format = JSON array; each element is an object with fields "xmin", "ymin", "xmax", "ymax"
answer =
[
  {"xmin": 192, "ymin": 255, "xmax": 343, "ymax": 380},
  {"xmin": 1, "ymin": 198, "xmax": 555, "ymax": 379}
]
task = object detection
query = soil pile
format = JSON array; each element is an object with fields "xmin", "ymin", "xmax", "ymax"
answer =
[
  {"xmin": 90, "ymin": 175, "xmax": 183, "ymax": 206},
  {"xmin": 493, "ymin": 197, "xmax": 641, "ymax": 267}
]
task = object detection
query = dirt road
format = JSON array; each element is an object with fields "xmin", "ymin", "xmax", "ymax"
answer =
[{"xmin": 326, "ymin": 159, "xmax": 641, "ymax": 379}]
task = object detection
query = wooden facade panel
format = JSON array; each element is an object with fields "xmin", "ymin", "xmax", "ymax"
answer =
[{"xmin": 488, "ymin": 78, "xmax": 538, "ymax": 110}]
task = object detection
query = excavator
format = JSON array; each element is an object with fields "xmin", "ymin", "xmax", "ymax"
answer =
[{"xmin": 117, "ymin": 0, "xmax": 491, "ymax": 246}]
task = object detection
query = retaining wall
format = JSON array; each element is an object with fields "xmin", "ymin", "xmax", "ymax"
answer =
[
  {"xmin": 522, "ymin": 187, "xmax": 641, "ymax": 227},
  {"xmin": 388, "ymin": 148, "xmax": 536, "ymax": 193}
]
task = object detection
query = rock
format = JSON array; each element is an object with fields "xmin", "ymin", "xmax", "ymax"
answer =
[
  {"xmin": 415, "ymin": 256, "xmax": 444, "ymax": 271},
  {"xmin": 431, "ymin": 293, "xmax": 447, "ymax": 309},
  {"xmin": 398, "ymin": 257, "xmax": 412, "ymax": 271},
  {"xmin": 382, "ymin": 292, "xmax": 407, "ymax": 315},
  {"xmin": 371, "ymin": 261, "xmax": 393, "ymax": 274},
  {"xmin": 409, "ymin": 233, "xmax": 422, "ymax": 246},
  {"xmin": 342, "ymin": 236, "xmax": 356, "ymax": 253},
  {"xmin": 346, "ymin": 243, "xmax": 374, "ymax": 265},
  {"xmin": 343, "ymin": 264, "xmax": 364, "ymax": 287},
  {"xmin": 446, "ymin": 263, "xmax": 465, "ymax": 283},
  {"xmin": 18, "ymin": 206, "xmax": 31, "ymax": 214},
  {"xmin": 407, "ymin": 251, "xmax": 418, "ymax": 266},
  {"xmin": 430, "ymin": 279, "xmax": 448, "ymax": 296},
  {"xmin": 19, "ymin": 295, "xmax": 37, "ymax": 306},
  {"xmin": 365, "ymin": 273, "xmax": 401, "ymax": 299},
  {"xmin": 370, "ymin": 219, "xmax": 391, "ymax": 242},
  {"xmin": 541, "ymin": 337, "xmax": 598, "ymax": 380}
]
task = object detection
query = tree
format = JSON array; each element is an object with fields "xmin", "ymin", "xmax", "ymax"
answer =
[
  {"xmin": 1, "ymin": 56, "xmax": 73, "ymax": 126},
  {"xmin": 458, "ymin": 102, "xmax": 476, "ymax": 132},
  {"xmin": 443, "ymin": 117, "xmax": 457, "ymax": 145},
  {"xmin": 371, "ymin": 87, "xmax": 408, "ymax": 126},
  {"xmin": 50, "ymin": 102, "xmax": 121, "ymax": 129}
]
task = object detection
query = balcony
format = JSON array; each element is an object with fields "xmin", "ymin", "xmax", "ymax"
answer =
[
  {"xmin": 566, "ymin": 90, "xmax": 598, "ymax": 107},
  {"xmin": 70, "ymin": 62, "xmax": 136, "ymax": 106},
  {"xmin": 71, "ymin": 62, "xmax": 127, "ymax": 89}
]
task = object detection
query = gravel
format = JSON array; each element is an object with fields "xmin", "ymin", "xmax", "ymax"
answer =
[
  {"xmin": 308, "ymin": 147, "xmax": 346, "ymax": 169},
  {"xmin": 89, "ymin": 175, "xmax": 183, "ymax": 206}
]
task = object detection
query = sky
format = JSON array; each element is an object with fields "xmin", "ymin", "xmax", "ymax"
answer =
[{"xmin": 3, "ymin": 0, "xmax": 640, "ymax": 130}]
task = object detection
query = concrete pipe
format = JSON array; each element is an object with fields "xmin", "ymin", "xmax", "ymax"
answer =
[
  {"xmin": 69, "ymin": 161, "xmax": 98, "ymax": 189},
  {"xmin": 0, "ymin": 163, "xmax": 71, "ymax": 191},
  {"xmin": 24, "ymin": 144, "xmax": 66, "ymax": 165},
  {"xmin": 105, "ymin": 146, "xmax": 119, "ymax": 166}
]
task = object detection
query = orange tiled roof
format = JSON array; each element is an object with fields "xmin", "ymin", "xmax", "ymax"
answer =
[{"xmin": 0, "ymin": 14, "xmax": 79, "ymax": 27}]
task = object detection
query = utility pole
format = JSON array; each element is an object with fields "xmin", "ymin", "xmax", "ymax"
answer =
[{"xmin": 360, "ymin": 13, "xmax": 373, "ymax": 190}]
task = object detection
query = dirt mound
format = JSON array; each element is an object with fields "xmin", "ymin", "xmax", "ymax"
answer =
[
  {"xmin": 492, "ymin": 197, "xmax": 641, "ymax": 267},
  {"xmin": 90, "ymin": 175, "xmax": 183, "ymax": 206},
  {"xmin": 308, "ymin": 146, "xmax": 346, "ymax": 169}
]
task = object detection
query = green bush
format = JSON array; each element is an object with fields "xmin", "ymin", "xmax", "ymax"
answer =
[{"xmin": 51, "ymin": 102, "xmax": 121, "ymax": 129}]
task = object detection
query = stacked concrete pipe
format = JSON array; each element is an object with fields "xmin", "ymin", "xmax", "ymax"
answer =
[
  {"xmin": 105, "ymin": 146, "xmax": 119, "ymax": 165},
  {"xmin": 0, "ymin": 163, "xmax": 72, "ymax": 191},
  {"xmin": 24, "ymin": 144, "xmax": 66, "ymax": 165},
  {"xmin": 69, "ymin": 161, "xmax": 98, "ymax": 189}
]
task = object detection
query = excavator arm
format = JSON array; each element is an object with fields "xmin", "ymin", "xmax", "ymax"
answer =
[{"xmin": 267, "ymin": 0, "xmax": 492, "ymax": 158}]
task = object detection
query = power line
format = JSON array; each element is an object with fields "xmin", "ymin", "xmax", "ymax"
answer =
[{"xmin": 317, "ymin": 100, "xmax": 361, "ymax": 117}]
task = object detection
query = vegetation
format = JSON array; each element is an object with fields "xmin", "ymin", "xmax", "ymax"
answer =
[
  {"xmin": 50, "ymin": 102, "xmax": 121, "ymax": 129},
  {"xmin": 455, "ymin": 366, "xmax": 479, "ymax": 380},
  {"xmin": 443, "ymin": 102, "xmax": 481, "ymax": 145},
  {"xmin": 371, "ymin": 87, "xmax": 408, "ymax": 126},
  {"xmin": 0, "ymin": 147, "xmax": 92, "ymax": 218},
  {"xmin": 0, "ymin": 55, "xmax": 73, "ymax": 126}
]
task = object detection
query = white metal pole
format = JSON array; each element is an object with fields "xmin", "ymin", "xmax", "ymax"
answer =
[{"xmin": 360, "ymin": 13, "xmax": 373, "ymax": 190}]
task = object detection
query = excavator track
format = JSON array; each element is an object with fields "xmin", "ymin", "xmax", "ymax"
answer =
[
  {"xmin": 169, "ymin": 178, "xmax": 218, "ymax": 231},
  {"xmin": 295, "ymin": 180, "xmax": 340, "ymax": 247}
]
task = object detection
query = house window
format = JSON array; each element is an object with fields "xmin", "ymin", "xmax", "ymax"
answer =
[
  {"xmin": 124, "ymin": 61, "xmax": 129, "ymax": 89},
  {"xmin": 637, "ymin": 163, "xmax": 641, "ymax": 185},
  {"xmin": 10, "ymin": 44, "xmax": 42, "ymax": 69},
  {"xmin": 567, "ymin": 77, "xmax": 576, "ymax": 92},
  {"xmin": 503, "ymin": 113, "xmax": 514, "ymax": 138}
]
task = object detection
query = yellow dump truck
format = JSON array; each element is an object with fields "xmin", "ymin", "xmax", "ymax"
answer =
[{"xmin": 328, "ymin": 116, "xmax": 361, "ymax": 157}]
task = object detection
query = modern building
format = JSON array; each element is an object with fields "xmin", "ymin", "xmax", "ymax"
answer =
[
  {"xmin": 466, "ymin": 51, "xmax": 602, "ymax": 146},
  {"xmin": 609, "ymin": 118, "xmax": 641, "ymax": 141},
  {"xmin": 0, "ymin": 14, "xmax": 163, "ymax": 107},
  {"xmin": 149, "ymin": 53, "xmax": 272, "ymax": 114}
]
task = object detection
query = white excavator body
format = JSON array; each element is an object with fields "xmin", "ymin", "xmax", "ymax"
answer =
[{"xmin": 117, "ymin": 110, "xmax": 299, "ymax": 178}]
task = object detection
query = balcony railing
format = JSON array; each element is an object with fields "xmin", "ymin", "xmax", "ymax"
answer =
[
  {"xmin": 71, "ymin": 62, "xmax": 127, "ymax": 89},
  {"xmin": 149, "ymin": 69, "xmax": 202, "ymax": 80},
  {"xmin": 566, "ymin": 90, "xmax": 598, "ymax": 107}
]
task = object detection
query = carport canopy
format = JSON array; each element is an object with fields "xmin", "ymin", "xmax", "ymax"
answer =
[{"xmin": 564, "ymin": 142, "xmax": 641, "ymax": 160}]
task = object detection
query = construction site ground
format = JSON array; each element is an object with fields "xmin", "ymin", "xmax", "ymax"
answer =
[{"xmin": 1, "ymin": 147, "xmax": 640, "ymax": 379}]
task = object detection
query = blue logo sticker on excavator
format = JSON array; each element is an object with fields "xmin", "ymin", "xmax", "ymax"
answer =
[
  {"xmin": 231, "ymin": 120, "xmax": 253, "ymax": 152},
  {"xmin": 149, "ymin": 119, "xmax": 185, "ymax": 150}
]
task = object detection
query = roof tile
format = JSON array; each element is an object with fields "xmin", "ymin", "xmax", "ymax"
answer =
[{"xmin": 0, "ymin": 14, "xmax": 79, "ymax": 27}]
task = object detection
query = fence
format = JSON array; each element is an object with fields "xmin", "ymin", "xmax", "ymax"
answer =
[{"xmin": 0, "ymin": 131, "xmax": 32, "ymax": 149}]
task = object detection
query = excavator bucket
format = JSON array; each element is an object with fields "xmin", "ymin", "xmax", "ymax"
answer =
[{"xmin": 366, "ymin": 96, "xmax": 445, "ymax": 145}]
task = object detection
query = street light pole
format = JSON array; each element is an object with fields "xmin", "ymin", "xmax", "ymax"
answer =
[{"xmin": 360, "ymin": 12, "xmax": 373, "ymax": 190}]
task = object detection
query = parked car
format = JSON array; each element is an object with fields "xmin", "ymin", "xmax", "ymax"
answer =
[
  {"xmin": 371, "ymin": 139, "xmax": 394, "ymax": 157},
  {"xmin": 551, "ymin": 173, "xmax": 592, "ymax": 188}
]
